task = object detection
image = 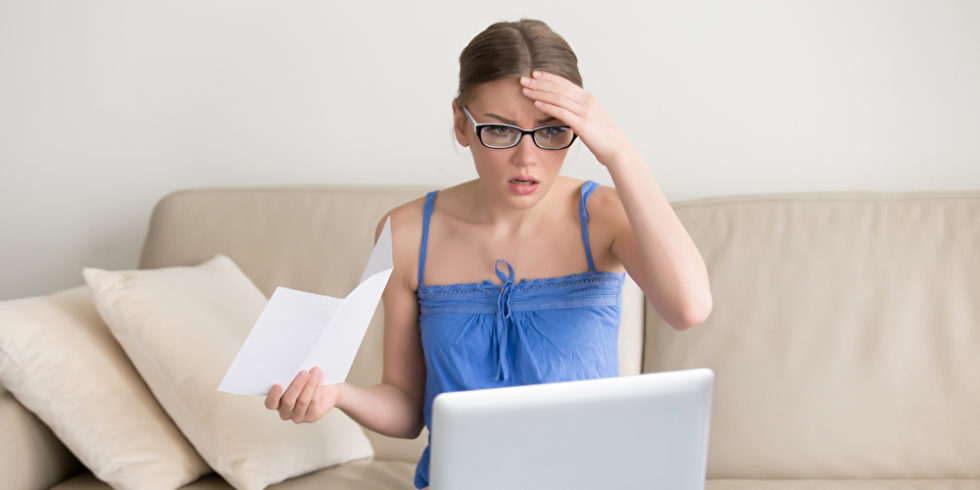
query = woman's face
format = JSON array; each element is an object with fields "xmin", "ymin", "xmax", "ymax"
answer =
[{"xmin": 453, "ymin": 76, "xmax": 571, "ymax": 209}]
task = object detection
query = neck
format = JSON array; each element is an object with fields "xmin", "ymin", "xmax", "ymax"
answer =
[{"xmin": 471, "ymin": 179, "xmax": 560, "ymax": 236}]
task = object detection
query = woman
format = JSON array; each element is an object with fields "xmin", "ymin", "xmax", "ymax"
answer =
[{"xmin": 264, "ymin": 18, "xmax": 712, "ymax": 489}]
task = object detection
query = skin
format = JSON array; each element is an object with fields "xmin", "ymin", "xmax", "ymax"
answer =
[{"xmin": 264, "ymin": 72, "xmax": 714, "ymax": 483}]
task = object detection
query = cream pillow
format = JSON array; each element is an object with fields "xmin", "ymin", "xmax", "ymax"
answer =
[
  {"xmin": 82, "ymin": 254, "xmax": 374, "ymax": 490},
  {"xmin": 0, "ymin": 286, "xmax": 210, "ymax": 489}
]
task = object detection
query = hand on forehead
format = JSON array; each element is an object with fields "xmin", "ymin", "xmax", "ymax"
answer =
[{"xmin": 467, "ymin": 77, "xmax": 561, "ymax": 127}]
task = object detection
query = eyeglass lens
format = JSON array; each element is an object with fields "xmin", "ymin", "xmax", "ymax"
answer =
[{"xmin": 479, "ymin": 125, "xmax": 574, "ymax": 149}]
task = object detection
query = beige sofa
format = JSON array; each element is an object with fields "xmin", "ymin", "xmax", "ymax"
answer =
[{"xmin": 2, "ymin": 185, "xmax": 979, "ymax": 489}]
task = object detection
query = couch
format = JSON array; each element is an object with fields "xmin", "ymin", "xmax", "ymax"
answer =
[{"xmin": 2, "ymin": 184, "xmax": 978, "ymax": 489}]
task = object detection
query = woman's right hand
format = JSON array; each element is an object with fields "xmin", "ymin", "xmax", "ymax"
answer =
[{"xmin": 264, "ymin": 366, "xmax": 341, "ymax": 423}]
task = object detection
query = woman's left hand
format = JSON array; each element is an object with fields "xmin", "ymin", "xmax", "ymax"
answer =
[{"xmin": 519, "ymin": 70, "xmax": 634, "ymax": 167}]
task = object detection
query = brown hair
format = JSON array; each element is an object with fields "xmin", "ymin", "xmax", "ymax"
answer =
[{"xmin": 454, "ymin": 18, "xmax": 582, "ymax": 108}]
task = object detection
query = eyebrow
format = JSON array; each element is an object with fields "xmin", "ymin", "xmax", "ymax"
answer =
[{"xmin": 484, "ymin": 112, "xmax": 559, "ymax": 126}]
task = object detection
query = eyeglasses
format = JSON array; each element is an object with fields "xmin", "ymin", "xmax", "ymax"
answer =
[{"xmin": 461, "ymin": 105, "xmax": 577, "ymax": 150}]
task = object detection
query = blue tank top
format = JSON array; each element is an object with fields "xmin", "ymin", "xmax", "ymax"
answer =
[{"xmin": 412, "ymin": 180, "xmax": 626, "ymax": 489}]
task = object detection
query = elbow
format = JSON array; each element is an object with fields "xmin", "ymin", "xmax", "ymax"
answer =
[
  {"xmin": 672, "ymin": 293, "xmax": 713, "ymax": 332},
  {"xmin": 385, "ymin": 420, "xmax": 424, "ymax": 440},
  {"xmin": 401, "ymin": 419, "xmax": 425, "ymax": 439},
  {"xmin": 397, "ymin": 409, "xmax": 426, "ymax": 439},
  {"xmin": 411, "ymin": 421, "xmax": 426, "ymax": 439}
]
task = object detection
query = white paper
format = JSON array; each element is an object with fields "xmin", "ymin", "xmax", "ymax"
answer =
[{"xmin": 217, "ymin": 218, "xmax": 393, "ymax": 395}]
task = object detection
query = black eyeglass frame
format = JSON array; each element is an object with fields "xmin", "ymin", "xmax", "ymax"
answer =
[{"xmin": 461, "ymin": 105, "xmax": 577, "ymax": 150}]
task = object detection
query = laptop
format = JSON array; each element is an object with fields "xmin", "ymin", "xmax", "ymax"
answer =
[{"xmin": 428, "ymin": 368, "xmax": 714, "ymax": 490}]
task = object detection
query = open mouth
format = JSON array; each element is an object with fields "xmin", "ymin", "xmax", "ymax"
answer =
[{"xmin": 510, "ymin": 177, "xmax": 539, "ymax": 185}]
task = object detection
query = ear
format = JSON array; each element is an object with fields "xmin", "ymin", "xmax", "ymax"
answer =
[{"xmin": 451, "ymin": 100, "xmax": 470, "ymax": 148}]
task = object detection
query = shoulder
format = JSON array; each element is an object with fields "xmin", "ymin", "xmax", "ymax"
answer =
[
  {"xmin": 375, "ymin": 194, "xmax": 430, "ymax": 292},
  {"xmin": 582, "ymin": 181, "xmax": 626, "ymax": 222},
  {"xmin": 579, "ymin": 181, "xmax": 629, "ymax": 271},
  {"xmin": 549, "ymin": 176, "xmax": 591, "ymax": 209},
  {"xmin": 374, "ymin": 195, "xmax": 428, "ymax": 243},
  {"xmin": 414, "ymin": 180, "xmax": 477, "ymax": 216}
]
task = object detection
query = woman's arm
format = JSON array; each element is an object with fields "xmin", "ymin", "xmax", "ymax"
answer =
[
  {"xmin": 600, "ymin": 150, "xmax": 712, "ymax": 331},
  {"xmin": 520, "ymin": 70, "xmax": 712, "ymax": 330},
  {"xmin": 335, "ymin": 282, "xmax": 425, "ymax": 438},
  {"xmin": 266, "ymin": 210, "xmax": 426, "ymax": 438},
  {"xmin": 336, "ymin": 211, "xmax": 427, "ymax": 438}
]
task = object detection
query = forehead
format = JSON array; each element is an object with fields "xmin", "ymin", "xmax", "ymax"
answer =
[{"xmin": 467, "ymin": 77, "xmax": 556, "ymax": 126}]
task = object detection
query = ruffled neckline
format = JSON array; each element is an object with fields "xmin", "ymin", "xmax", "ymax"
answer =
[{"xmin": 418, "ymin": 269, "xmax": 625, "ymax": 295}]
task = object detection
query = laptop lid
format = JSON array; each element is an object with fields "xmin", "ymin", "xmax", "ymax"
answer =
[{"xmin": 429, "ymin": 368, "xmax": 714, "ymax": 490}]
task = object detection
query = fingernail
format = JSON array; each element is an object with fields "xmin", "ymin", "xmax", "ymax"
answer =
[
  {"xmin": 520, "ymin": 76, "xmax": 530, "ymax": 84},
  {"xmin": 532, "ymin": 70, "xmax": 542, "ymax": 77}
]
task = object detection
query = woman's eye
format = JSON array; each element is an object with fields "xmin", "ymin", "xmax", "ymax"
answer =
[
  {"xmin": 541, "ymin": 126, "xmax": 566, "ymax": 137},
  {"xmin": 489, "ymin": 126, "xmax": 514, "ymax": 136}
]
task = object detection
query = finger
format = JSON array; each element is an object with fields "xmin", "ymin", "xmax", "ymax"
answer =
[
  {"xmin": 525, "ymin": 71, "xmax": 585, "ymax": 99},
  {"xmin": 265, "ymin": 384, "xmax": 283, "ymax": 410},
  {"xmin": 521, "ymin": 86, "xmax": 583, "ymax": 116},
  {"xmin": 304, "ymin": 392, "xmax": 323, "ymax": 423},
  {"xmin": 532, "ymin": 99, "xmax": 582, "ymax": 128},
  {"xmin": 292, "ymin": 367, "xmax": 321, "ymax": 422},
  {"xmin": 305, "ymin": 383, "xmax": 337, "ymax": 422},
  {"xmin": 520, "ymin": 76, "xmax": 577, "ymax": 105},
  {"xmin": 278, "ymin": 369, "xmax": 309, "ymax": 419}
]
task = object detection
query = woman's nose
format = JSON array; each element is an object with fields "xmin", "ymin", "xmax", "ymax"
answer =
[{"xmin": 511, "ymin": 132, "xmax": 539, "ymax": 166}]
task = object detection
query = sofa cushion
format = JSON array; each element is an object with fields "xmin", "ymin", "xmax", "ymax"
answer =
[
  {"xmin": 0, "ymin": 286, "xmax": 209, "ymax": 489},
  {"xmin": 644, "ymin": 191, "xmax": 980, "ymax": 479},
  {"xmin": 83, "ymin": 254, "xmax": 374, "ymax": 490},
  {"xmin": 52, "ymin": 471, "xmax": 980, "ymax": 490},
  {"xmin": 54, "ymin": 460, "xmax": 419, "ymax": 490}
]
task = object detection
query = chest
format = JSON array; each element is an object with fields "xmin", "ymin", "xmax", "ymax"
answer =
[{"xmin": 422, "ymin": 218, "xmax": 592, "ymax": 286}]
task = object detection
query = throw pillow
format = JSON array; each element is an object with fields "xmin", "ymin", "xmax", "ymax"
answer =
[
  {"xmin": 0, "ymin": 286, "xmax": 210, "ymax": 489},
  {"xmin": 82, "ymin": 254, "xmax": 374, "ymax": 490}
]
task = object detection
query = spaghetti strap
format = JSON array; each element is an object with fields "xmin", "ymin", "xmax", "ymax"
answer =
[
  {"xmin": 418, "ymin": 190, "xmax": 438, "ymax": 287},
  {"xmin": 578, "ymin": 180, "xmax": 599, "ymax": 272}
]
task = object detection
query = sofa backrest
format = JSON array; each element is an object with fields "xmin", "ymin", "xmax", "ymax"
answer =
[
  {"xmin": 644, "ymin": 190, "xmax": 980, "ymax": 479},
  {"xmin": 138, "ymin": 185, "xmax": 645, "ymax": 462}
]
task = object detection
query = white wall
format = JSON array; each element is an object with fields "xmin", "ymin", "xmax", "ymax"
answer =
[{"xmin": 2, "ymin": 1, "xmax": 978, "ymax": 300}]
